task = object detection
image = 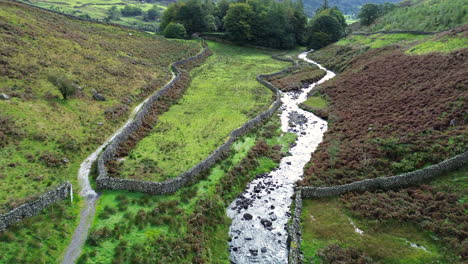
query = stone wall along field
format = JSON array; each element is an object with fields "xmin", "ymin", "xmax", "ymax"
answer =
[
  {"xmin": 288, "ymin": 190, "xmax": 303, "ymax": 264},
  {"xmin": 300, "ymin": 151, "xmax": 468, "ymax": 198},
  {"xmin": 0, "ymin": 182, "xmax": 72, "ymax": 231},
  {"xmin": 96, "ymin": 47, "xmax": 297, "ymax": 195}
]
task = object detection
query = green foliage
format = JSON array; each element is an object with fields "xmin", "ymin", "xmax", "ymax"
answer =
[
  {"xmin": 47, "ymin": 73, "xmax": 76, "ymax": 100},
  {"xmin": 407, "ymin": 37, "xmax": 468, "ymax": 55},
  {"xmin": 223, "ymin": 3, "xmax": 254, "ymax": 41},
  {"xmin": 0, "ymin": 198, "xmax": 81, "ymax": 264},
  {"xmin": 106, "ymin": 6, "xmax": 121, "ymax": 21},
  {"xmin": 162, "ymin": 0, "xmax": 308, "ymax": 48},
  {"xmin": 369, "ymin": 0, "xmax": 468, "ymax": 32},
  {"xmin": 121, "ymin": 5, "xmax": 143, "ymax": 17},
  {"xmin": 358, "ymin": 3, "xmax": 381, "ymax": 26},
  {"xmin": 161, "ymin": 0, "xmax": 211, "ymax": 34},
  {"xmin": 163, "ymin": 22, "xmax": 187, "ymax": 39},
  {"xmin": 145, "ymin": 5, "xmax": 160, "ymax": 21},
  {"xmin": 307, "ymin": 8, "xmax": 346, "ymax": 49}
]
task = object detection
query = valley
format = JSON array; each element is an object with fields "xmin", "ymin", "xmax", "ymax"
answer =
[{"xmin": 0, "ymin": 0, "xmax": 467, "ymax": 263}]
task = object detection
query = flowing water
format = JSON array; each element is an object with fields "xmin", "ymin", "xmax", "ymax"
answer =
[
  {"xmin": 61, "ymin": 73, "xmax": 175, "ymax": 264},
  {"xmin": 227, "ymin": 51, "xmax": 335, "ymax": 263}
]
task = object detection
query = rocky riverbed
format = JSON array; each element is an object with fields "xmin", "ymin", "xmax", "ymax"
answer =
[{"xmin": 227, "ymin": 51, "xmax": 335, "ymax": 264}]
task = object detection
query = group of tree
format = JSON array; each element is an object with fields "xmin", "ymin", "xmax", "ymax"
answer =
[
  {"xmin": 358, "ymin": 2, "xmax": 396, "ymax": 26},
  {"xmin": 160, "ymin": 0, "xmax": 347, "ymax": 50},
  {"xmin": 107, "ymin": 5, "xmax": 161, "ymax": 21},
  {"xmin": 307, "ymin": 0, "xmax": 347, "ymax": 49}
]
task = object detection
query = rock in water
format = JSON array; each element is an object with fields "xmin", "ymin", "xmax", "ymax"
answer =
[{"xmin": 243, "ymin": 213, "xmax": 253, "ymax": 220}]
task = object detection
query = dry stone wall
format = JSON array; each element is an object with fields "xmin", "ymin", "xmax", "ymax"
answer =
[
  {"xmin": 287, "ymin": 152, "xmax": 467, "ymax": 263},
  {"xmin": 96, "ymin": 47, "xmax": 296, "ymax": 195},
  {"xmin": 0, "ymin": 182, "xmax": 71, "ymax": 231},
  {"xmin": 288, "ymin": 190, "xmax": 303, "ymax": 264},
  {"xmin": 300, "ymin": 151, "xmax": 468, "ymax": 198}
]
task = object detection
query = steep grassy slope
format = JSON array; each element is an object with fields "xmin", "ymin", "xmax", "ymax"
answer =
[
  {"xmin": 113, "ymin": 41, "xmax": 288, "ymax": 182},
  {"xmin": 367, "ymin": 0, "xmax": 468, "ymax": 32},
  {"xmin": 0, "ymin": 0, "xmax": 199, "ymax": 212}
]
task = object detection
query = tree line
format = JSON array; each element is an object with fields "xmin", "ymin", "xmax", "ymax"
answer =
[{"xmin": 161, "ymin": 0, "xmax": 347, "ymax": 50}]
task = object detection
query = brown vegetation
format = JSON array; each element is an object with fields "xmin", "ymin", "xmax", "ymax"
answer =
[
  {"xmin": 302, "ymin": 48, "xmax": 468, "ymax": 187},
  {"xmin": 267, "ymin": 65, "xmax": 326, "ymax": 92}
]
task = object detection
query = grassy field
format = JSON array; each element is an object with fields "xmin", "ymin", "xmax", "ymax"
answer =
[
  {"xmin": 117, "ymin": 41, "xmax": 289, "ymax": 181},
  {"xmin": 0, "ymin": 1, "xmax": 199, "ymax": 212},
  {"xmin": 79, "ymin": 115, "xmax": 296, "ymax": 263},
  {"xmin": 0, "ymin": 197, "xmax": 82, "ymax": 264},
  {"xmin": 300, "ymin": 197, "xmax": 456, "ymax": 264},
  {"xmin": 20, "ymin": 0, "xmax": 168, "ymax": 31},
  {"xmin": 302, "ymin": 94, "xmax": 327, "ymax": 109}
]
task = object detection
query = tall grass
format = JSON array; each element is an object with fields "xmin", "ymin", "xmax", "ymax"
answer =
[{"xmin": 370, "ymin": 0, "xmax": 468, "ymax": 32}]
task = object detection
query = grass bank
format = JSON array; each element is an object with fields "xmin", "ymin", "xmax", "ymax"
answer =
[
  {"xmin": 300, "ymin": 196, "xmax": 456, "ymax": 264},
  {"xmin": 0, "ymin": 1, "xmax": 199, "ymax": 212},
  {"xmin": 117, "ymin": 41, "xmax": 289, "ymax": 182},
  {"xmin": 79, "ymin": 115, "xmax": 296, "ymax": 263}
]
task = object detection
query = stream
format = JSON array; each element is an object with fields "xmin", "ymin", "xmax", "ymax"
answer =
[
  {"xmin": 227, "ymin": 51, "xmax": 335, "ymax": 263},
  {"xmin": 61, "ymin": 73, "xmax": 175, "ymax": 264}
]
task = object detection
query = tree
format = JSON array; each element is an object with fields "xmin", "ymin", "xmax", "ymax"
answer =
[
  {"xmin": 146, "ymin": 6, "xmax": 160, "ymax": 21},
  {"xmin": 48, "ymin": 74, "xmax": 76, "ymax": 100},
  {"xmin": 223, "ymin": 3, "xmax": 255, "ymax": 41},
  {"xmin": 107, "ymin": 6, "xmax": 121, "ymax": 21},
  {"xmin": 121, "ymin": 5, "xmax": 143, "ymax": 17},
  {"xmin": 306, "ymin": 8, "xmax": 346, "ymax": 50},
  {"xmin": 358, "ymin": 3, "xmax": 380, "ymax": 26},
  {"xmin": 163, "ymin": 22, "xmax": 187, "ymax": 38}
]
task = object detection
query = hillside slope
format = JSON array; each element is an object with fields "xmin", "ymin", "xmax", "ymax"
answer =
[
  {"xmin": 0, "ymin": 0, "xmax": 199, "ymax": 212},
  {"xmin": 300, "ymin": 19, "xmax": 467, "ymax": 263},
  {"xmin": 366, "ymin": 0, "xmax": 468, "ymax": 32}
]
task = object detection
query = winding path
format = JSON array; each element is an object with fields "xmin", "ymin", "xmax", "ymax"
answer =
[
  {"xmin": 227, "ymin": 51, "xmax": 335, "ymax": 263},
  {"xmin": 61, "ymin": 72, "xmax": 175, "ymax": 264}
]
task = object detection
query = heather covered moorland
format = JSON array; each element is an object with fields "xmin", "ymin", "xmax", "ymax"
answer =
[{"xmin": 299, "ymin": 1, "xmax": 467, "ymax": 262}]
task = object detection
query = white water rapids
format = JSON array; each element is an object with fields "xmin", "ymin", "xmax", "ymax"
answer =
[
  {"xmin": 227, "ymin": 51, "xmax": 335, "ymax": 263},
  {"xmin": 61, "ymin": 73, "xmax": 175, "ymax": 264}
]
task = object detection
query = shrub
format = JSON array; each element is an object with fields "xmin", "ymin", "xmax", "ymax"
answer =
[
  {"xmin": 145, "ymin": 6, "xmax": 160, "ymax": 21},
  {"xmin": 107, "ymin": 6, "xmax": 121, "ymax": 20},
  {"xmin": 121, "ymin": 5, "xmax": 143, "ymax": 17},
  {"xmin": 163, "ymin": 22, "xmax": 187, "ymax": 39},
  {"xmin": 47, "ymin": 73, "xmax": 76, "ymax": 100}
]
